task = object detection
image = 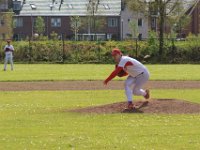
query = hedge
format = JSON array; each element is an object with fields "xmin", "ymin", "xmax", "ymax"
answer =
[{"xmin": 0, "ymin": 39, "xmax": 199, "ymax": 64}]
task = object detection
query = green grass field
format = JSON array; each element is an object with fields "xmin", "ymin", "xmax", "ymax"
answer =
[
  {"xmin": 0, "ymin": 89, "xmax": 200, "ymax": 149},
  {"xmin": 0, "ymin": 64, "xmax": 199, "ymax": 149},
  {"xmin": 0, "ymin": 64, "xmax": 199, "ymax": 81}
]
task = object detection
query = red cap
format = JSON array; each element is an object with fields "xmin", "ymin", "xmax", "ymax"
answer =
[{"xmin": 111, "ymin": 48, "xmax": 122, "ymax": 56}]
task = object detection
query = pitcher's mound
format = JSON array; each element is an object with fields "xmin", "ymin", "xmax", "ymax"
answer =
[{"xmin": 71, "ymin": 99, "xmax": 200, "ymax": 114}]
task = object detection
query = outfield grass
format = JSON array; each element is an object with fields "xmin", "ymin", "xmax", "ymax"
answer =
[
  {"xmin": 0, "ymin": 64, "xmax": 199, "ymax": 81},
  {"xmin": 0, "ymin": 89, "xmax": 200, "ymax": 149}
]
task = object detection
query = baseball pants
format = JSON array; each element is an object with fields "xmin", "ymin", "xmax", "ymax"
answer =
[
  {"xmin": 124, "ymin": 69, "xmax": 149, "ymax": 102},
  {"xmin": 4, "ymin": 55, "xmax": 14, "ymax": 71}
]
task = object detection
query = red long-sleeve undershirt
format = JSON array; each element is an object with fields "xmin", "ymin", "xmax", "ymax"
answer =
[
  {"xmin": 104, "ymin": 67, "xmax": 123, "ymax": 84},
  {"xmin": 104, "ymin": 61, "xmax": 134, "ymax": 84}
]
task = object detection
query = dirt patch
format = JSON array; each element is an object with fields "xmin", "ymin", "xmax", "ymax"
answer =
[
  {"xmin": 0, "ymin": 81, "xmax": 199, "ymax": 91},
  {"xmin": 71, "ymin": 99, "xmax": 200, "ymax": 114}
]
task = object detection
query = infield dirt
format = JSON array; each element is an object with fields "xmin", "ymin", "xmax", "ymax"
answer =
[{"xmin": 0, "ymin": 81, "xmax": 199, "ymax": 91}]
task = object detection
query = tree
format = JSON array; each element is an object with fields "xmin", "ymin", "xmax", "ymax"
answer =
[
  {"xmin": 0, "ymin": 0, "xmax": 13, "ymax": 39},
  {"xmin": 80, "ymin": 16, "xmax": 106, "ymax": 40},
  {"xmin": 0, "ymin": 12, "xmax": 13, "ymax": 39},
  {"xmin": 129, "ymin": 19, "xmax": 139, "ymax": 39},
  {"xmin": 126, "ymin": 0, "xmax": 196, "ymax": 59},
  {"xmin": 167, "ymin": 0, "xmax": 191, "ymax": 38},
  {"xmin": 34, "ymin": 16, "xmax": 45, "ymax": 35},
  {"xmin": 129, "ymin": 20, "xmax": 140, "ymax": 57},
  {"xmin": 85, "ymin": 0, "xmax": 101, "ymax": 40},
  {"xmin": 70, "ymin": 16, "xmax": 81, "ymax": 41}
]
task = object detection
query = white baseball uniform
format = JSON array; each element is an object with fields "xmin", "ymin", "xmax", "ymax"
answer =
[
  {"xmin": 118, "ymin": 56, "xmax": 150, "ymax": 102},
  {"xmin": 4, "ymin": 44, "xmax": 14, "ymax": 71}
]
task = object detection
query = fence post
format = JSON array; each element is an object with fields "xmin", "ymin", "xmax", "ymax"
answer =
[
  {"xmin": 28, "ymin": 37, "xmax": 32, "ymax": 63},
  {"xmin": 171, "ymin": 37, "xmax": 175, "ymax": 62},
  {"xmin": 74, "ymin": 43, "xmax": 78, "ymax": 63},
  {"xmin": 135, "ymin": 38, "xmax": 138, "ymax": 59},
  {"xmin": 97, "ymin": 41, "xmax": 101, "ymax": 62},
  {"xmin": 62, "ymin": 34, "xmax": 65, "ymax": 63}
]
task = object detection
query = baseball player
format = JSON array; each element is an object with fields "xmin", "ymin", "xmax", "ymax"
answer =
[
  {"xmin": 103, "ymin": 48, "xmax": 150, "ymax": 110},
  {"xmin": 3, "ymin": 39, "xmax": 14, "ymax": 71}
]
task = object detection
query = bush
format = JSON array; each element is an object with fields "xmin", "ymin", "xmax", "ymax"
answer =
[{"xmin": 2, "ymin": 37, "xmax": 199, "ymax": 64}]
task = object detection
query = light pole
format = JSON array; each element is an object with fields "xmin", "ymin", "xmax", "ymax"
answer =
[
  {"xmin": 31, "ymin": 13, "xmax": 33, "ymax": 39},
  {"xmin": 145, "ymin": 0, "xmax": 158, "ymax": 33},
  {"xmin": 144, "ymin": 0, "xmax": 151, "ymax": 37},
  {"xmin": 121, "ymin": 19, "xmax": 124, "ymax": 40}
]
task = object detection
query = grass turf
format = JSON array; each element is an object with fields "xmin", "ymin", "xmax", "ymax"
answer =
[
  {"xmin": 0, "ymin": 64, "xmax": 199, "ymax": 81},
  {"xmin": 0, "ymin": 89, "xmax": 200, "ymax": 149}
]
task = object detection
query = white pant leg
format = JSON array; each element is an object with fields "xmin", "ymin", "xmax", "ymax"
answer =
[
  {"xmin": 10, "ymin": 56, "xmax": 14, "ymax": 70},
  {"xmin": 4, "ymin": 54, "xmax": 14, "ymax": 71},
  {"xmin": 4, "ymin": 56, "xmax": 9, "ymax": 70},
  {"xmin": 133, "ymin": 69, "xmax": 150, "ymax": 96},
  {"xmin": 124, "ymin": 76, "xmax": 136, "ymax": 102}
]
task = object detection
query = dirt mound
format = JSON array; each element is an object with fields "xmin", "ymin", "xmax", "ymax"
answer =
[{"xmin": 71, "ymin": 99, "xmax": 200, "ymax": 114}]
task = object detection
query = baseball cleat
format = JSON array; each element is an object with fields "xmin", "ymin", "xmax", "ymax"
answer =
[
  {"xmin": 144, "ymin": 89, "xmax": 150, "ymax": 99},
  {"xmin": 127, "ymin": 102, "xmax": 136, "ymax": 110}
]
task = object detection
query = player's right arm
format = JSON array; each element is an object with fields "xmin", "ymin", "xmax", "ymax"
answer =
[
  {"xmin": 103, "ymin": 66, "xmax": 123, "ymax": 85},
  {"xmin": 11, "ymin": 45, "xmax": 14, "ymax": 51},
  {"xmin": 4, "ymin": 46, "xmax": 7, "ymax": 51}
]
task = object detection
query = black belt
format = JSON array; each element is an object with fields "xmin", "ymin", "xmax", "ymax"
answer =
[{"xmin": 134, "ymin": 72, "xmax": 144, "ymax": 78}]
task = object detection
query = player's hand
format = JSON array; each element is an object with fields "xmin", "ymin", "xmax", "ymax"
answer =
[{"xmin": 103, "ymin": 80, "xmax": 108, "ymax": 85}]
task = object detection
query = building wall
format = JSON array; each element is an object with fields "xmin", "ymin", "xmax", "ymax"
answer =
[
  {"xmin": 191, "ymin": 1, "xmax": 200, "ymax": 35},
  {"xmin": 13, "ymin": 16, "xmax": 120, "ymax": 40},
  {"xmin": 121, "ymin": 7, "xmax": 148, "ymax": 40},
  {"xmin": 183, "ymin": 1, "xmax": 200, "ymax": 37},
  {"xmin": 0, "ymin": 0, "xmax": 8, "ymax": 11}
]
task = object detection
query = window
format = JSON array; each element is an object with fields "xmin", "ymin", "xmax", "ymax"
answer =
[
  {"xmin": 51, "ymin": 18, "xmax": 61, "ymax": 27},
  {"xmin": 107, "ymin": 34, "xmax": 112, "ymax": 40},
  {"xmin": 138, "ymin": 18, "xmax": 143, "ymax": 27},
  {"xmin": 138, "ymin": 33, "xmax": 142, "ymax": 40},
  {"xmin": 30, "ymin": 4, "xmax": 37, "ymax": 10},
  {"xmin": 108, "ymin": 18, "xmax": 118, "ymax": 27},
  {"xmin": 13, "ymin": 1, "xmax": 21, "ymax": 10},
  {"xmin": 0, "ymin": 17, "xmax": 4, "ymax": 26},
  {"xmin": 31, "ymin": 17, "xmax": 36, "ymax": 27},
  {"xmin": 13, "ymin": 18, "xmax": 23, "ymax": 28},
  {"xmin": 151, "ymin": 17, "xmax": 156, "ymax": 28},
  {"xmin": 103, "ymin": 4, "xmax": 110, "ymax": 10},
  {"xmin": 67, "ymin": 4, "xmax": 73, "ymax": 9},
  {"xmin": 0, "ymin": 3, "xmax": 8, "ymax": 10}
]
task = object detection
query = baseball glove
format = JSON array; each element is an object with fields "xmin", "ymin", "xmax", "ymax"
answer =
[
  {"xmin": 115, "ymin": 65, "xmax": 127, "ymax": 77},
  {"xmin": 5, "ymin": 48, "xmax": 10, "ymax": 52},
  {"xmin": 117, "ymin": 69, "xmax": 127, "ymax": 77}
]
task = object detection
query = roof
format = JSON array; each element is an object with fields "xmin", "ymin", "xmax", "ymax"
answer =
[
  {"xmin": 182, "ymin": 0, "xmax": 199, "ymax": 14},
  {"xmin": 184, "ymin": 0, "xmax": 200, "ymax": 15},
  {"xmin": 164, "ymin": 0, "xmax": 199, "ymax": 16},
  {"xmin": 14, "ymin": 0, "xmax": 121, "ymax": 17}
]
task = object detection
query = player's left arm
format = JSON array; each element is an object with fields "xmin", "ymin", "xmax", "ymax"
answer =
[
  {"xmin": 11, "ymin": 45, "xmax": 14, "ymax": 51},
  {"xmin": 118, "ymin": 71, "xmax": 128, "ymax": 77}
]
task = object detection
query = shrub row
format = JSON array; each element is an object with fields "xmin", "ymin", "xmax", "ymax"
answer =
[{"xmin": 0, "ymin": 39, "xmax": 199, "ymax": 64}]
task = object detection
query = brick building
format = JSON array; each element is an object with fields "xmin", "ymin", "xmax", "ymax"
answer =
[{"xmin": 12, "ymin": 0, "xmax": 121, "ymax": 40}]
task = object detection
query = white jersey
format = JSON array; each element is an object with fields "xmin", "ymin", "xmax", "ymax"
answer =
[
  {"xmin": 118, "ymin": 56, "xmax": 147, "ymax": 77},
  {"xmin": 4, "ymin": 45, "xmax": 14, "ymax": 57}
]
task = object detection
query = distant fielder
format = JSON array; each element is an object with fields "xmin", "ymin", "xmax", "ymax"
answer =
[
  {"xmin": 3, "ymin": 39, "xmax": 14, "ymax": 71},
  {"xmin": 104, "ymin": 48, "xmax": 150, "ymax": 110}
]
